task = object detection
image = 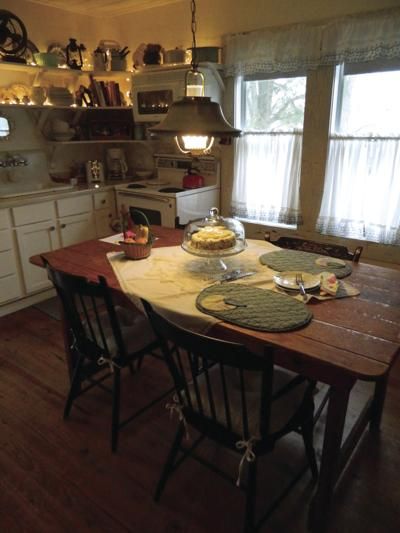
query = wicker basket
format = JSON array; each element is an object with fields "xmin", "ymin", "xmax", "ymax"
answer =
[{"xmin": 119, "ymin": 241, "xmax": 152, "ymax": 260}]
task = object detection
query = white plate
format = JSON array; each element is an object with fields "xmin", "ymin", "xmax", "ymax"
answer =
[{"xmin": 273, "ymin": 271, "xmax": 320, "ymax": 291}]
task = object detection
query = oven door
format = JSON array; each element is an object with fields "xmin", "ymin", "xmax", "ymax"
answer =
[{"xmin": 116, "ymin": 191, "xmax": 178, "ymax": 228}]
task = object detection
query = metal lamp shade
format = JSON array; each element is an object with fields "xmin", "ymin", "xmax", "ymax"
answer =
[{"xmin": 148, "ymin": 97, "xmax": 241, "ymax": 138}]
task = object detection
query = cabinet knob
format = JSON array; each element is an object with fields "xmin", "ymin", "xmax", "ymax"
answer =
[
  {"xmin": 61, "ymin": 223, "xmax": 66, "ymax": 229},
  {"xmin": 49, "ymin": 226, "xmax": 55, "ymax": 231},
  {"xmin": 108, "ymin": 213, "xmax": 112, "ymax": 218},
  {"xmin": 101, "ymin": 199, "xmax": 106, "ymax": 204}
]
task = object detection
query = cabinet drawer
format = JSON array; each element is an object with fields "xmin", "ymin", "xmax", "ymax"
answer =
[
  {"xmin": 12, "ymin": 201, "xmax": 55, "ymax": 226},
  {"xmin": 0, "ymin": 248, "xmax": 17, "ymax": 277},
  {"xmin": 94, "ymin": 192, "xmax": 111, "ymax": 210},
  {"xmin": 0, "ymin": 229, "xmax": 12, "ymax": 251},
  {"xmin": 0, "ymin": 209, "xmax": 10, "ymax": 230},
  {"xmin": 57, "ymin": 195, "xmax": 92, "ymax": 217}
]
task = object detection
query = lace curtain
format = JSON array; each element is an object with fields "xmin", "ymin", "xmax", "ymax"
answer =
[
  {"xmin": 231, "ymin": 133, "xmax": 303, "ymax": 225},
  {"xmin": 225, "ymin": 7, "xmax": 400, "ymax": 240},
  {"xmin": 316, "ymin": 138, "xmax": 400, "ymax": 245},
  {"xmin": 224, "ymin": 8, "xmax": 400, "ymax": 77}
]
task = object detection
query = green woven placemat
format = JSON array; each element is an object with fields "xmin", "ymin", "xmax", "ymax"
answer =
[
  {"xmin": 259, "ymin": 250, "xmax": 352, "ymax": 278},
  {"xmin": 196, "ymin": 284, "xmax": 312, "ymax": 332}
]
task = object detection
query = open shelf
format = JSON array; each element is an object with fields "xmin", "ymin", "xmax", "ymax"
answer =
[{"xmin": 47, "ymin": 139, "xmax": 141, "ymax": 145}]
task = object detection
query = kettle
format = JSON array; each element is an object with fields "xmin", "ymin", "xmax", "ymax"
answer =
[{"xmin": 182, "ymin": 169, "xmax": 205, "ymax": 189}]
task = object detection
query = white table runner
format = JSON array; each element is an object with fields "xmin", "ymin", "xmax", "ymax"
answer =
[{"xmin": 107, "ymin": 239, "xmax": 279, "ymax": 333}]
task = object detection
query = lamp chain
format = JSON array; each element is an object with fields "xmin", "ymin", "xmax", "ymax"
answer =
[{"xmin": 190, "ymin": 0, "xmax": 198, "ymax": 69}]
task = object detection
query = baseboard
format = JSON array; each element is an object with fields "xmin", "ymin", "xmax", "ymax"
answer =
[{"xmin": 0, "ymin": 288, "xmax": 56, "ymax": 317}]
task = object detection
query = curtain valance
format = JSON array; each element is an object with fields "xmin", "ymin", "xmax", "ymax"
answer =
[{"xmin": 224, "ymin": 8, "xmax": 400, "ymax": 77}]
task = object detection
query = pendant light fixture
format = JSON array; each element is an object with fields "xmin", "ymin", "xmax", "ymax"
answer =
[{"xmin": 149, "ymin": 0, "xmax": 241, "ymax": 155}]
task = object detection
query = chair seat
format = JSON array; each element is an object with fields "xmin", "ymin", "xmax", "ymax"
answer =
[
  {"xmin": 86, "ymin": 306, "xmax": 156, "ymax": 358},
  {"xmin": 185, "ymin": 365, "xmax": 308, "ymax": 437}
]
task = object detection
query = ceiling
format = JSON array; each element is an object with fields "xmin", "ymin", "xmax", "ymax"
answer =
[{"xmin": 25, "ymin": 0, "xmax": 183, "ymax": 17}]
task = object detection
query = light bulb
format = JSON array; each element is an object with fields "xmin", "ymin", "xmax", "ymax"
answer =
[{"xmin": 175, "ymin": 135, "xmax": 214, "ymax": 154}]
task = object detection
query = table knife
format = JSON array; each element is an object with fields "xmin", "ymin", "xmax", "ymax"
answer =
[{"xmin": 221, "ymin": 271, "xmax": 257, "ymax": 282}]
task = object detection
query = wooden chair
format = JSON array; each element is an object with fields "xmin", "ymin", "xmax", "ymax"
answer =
[
  {"xmin": 264, "ymin": 231, "xmax": 363, "ymax": 262},
  {"xmin": 264, "ymin": 232, "xmax": 363, "ymax": 422},
  {"xmin": 142, "ymin": 300, "xmax": 318, "ymax": 533},
  {"xmin": 43, "ymin": 258, "xmax": 170, "ymax": 452}
]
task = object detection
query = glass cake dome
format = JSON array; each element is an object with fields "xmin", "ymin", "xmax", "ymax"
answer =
[{"xmin": 182, "ymin": 207, "xmax": 246, "ymax": 258}]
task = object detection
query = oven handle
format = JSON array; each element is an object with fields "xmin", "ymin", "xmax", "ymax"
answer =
[{"xmin": 118, "ymin": 192, "xmax": 171, "ymax": 203}]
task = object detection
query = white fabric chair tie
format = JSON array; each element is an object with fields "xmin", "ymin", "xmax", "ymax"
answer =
[
  {"xmin": 166, "ymin": 394, "xmax": 190, "ymax": 439},
  {"xmin": 97, "ymin": 356, "xmax": 122, "ymax": 373},
  {"xmin": 235, "ymin": 437, "xmax": 257, "ymax": 487}
]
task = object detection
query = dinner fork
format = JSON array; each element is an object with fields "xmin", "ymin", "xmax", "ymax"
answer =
[{"xmin": 295, "ymin": 272, "xmax": 308, "ymax": 302}]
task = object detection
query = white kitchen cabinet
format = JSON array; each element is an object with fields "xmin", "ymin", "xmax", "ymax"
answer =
[
  {"xmin": 56, "ymin": 194, "xmax": 93, "ymax": 218},
  {"xmin": 15, "ymin": 220, "xmax": 60, "ymax": 294},
  {"xmin": 1, "ymin": 187, "xmax": 117, "ymax": 313},
  {"xmin": 55, "ymin": 193, "xmax": 96, "ymax": 246},
  {"xmin": 0, "ymin": 209, "xmax": 23, "ymax": 304},
  {"xmin": 94, "ymin": 190, "xmax": 116, "ymax": 238},
  {"xmin": 94, "ymin": 209, "xmax": 113, "ymax": 237},
  {"xmin": 58, "ymin": 212, "xmax": 96, "ymax": 247}
]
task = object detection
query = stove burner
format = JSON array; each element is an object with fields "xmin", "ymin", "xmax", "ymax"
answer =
[
  {"xmin": 158, "ymin": 187, "xmax": 185, "ymax": 193},
  {"xmin": 127, "ymin": 183, "xmax": 147, "ymax": 189}
]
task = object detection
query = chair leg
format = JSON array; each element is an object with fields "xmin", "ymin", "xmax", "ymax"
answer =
[
  {"xmin": 111, "ymin": 367, "xmax": 121, "ymax": 453},
  {"xmin": 301, "ymin": 412, "xmax": 319, "ymax": 481},
  {"xmin": 63, "ymin": 354, "xmax": 85, "ymax": 419},
  {"xmin": 244, "ymin": 458, "xmax": 257, "ymax": 533},
  {"xmin": 154, "ymin": 423, "xmax": 185, "ymax": 502}
]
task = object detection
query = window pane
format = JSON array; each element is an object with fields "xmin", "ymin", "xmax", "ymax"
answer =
[
  {"xmin": 231, "ymin": 75, "xmax": 307, "ymax": 227},
  {"xmin": 337, "ymin": 70, "xmax": 400, "ymax": 135},
  {"xmin": 243, "ymin": 77, "xmax": 306, "ymax": 132},
  {"xmin": 317, "ymin": 65, "xmax": 400, "ymax": 245}
]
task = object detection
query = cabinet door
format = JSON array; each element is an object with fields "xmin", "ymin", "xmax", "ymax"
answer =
[
  {"xmin": 16, "ymin": 221, "xmax": 60, "ymax": 294},
  {"xmin": 0, "ymin": 229, "xmax": 23, "ymax": 304},
  {"xmin": 94, "ymin": 209, "xmax": 114, "ymax": 238},
  {"xmin": 59, "ymin": 213, "xmax": 96, "ymax": 247}
]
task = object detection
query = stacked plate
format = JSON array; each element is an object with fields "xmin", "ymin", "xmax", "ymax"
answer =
[
  {"xmin": 273, "ymin": 271, "xmax": 320, "ymax": 292},
  {"xmin": 47, "ymin": 86, "xmax": 74, "ymax": 107}
]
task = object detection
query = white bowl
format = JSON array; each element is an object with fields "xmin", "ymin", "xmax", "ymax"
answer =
[
  {"xmin": 135, "ymin": 170, "xmax": 153, "ymax": 179},
  {"xmin": 52, "ymin": 131, "xmax": 75, "ymax": 142}
]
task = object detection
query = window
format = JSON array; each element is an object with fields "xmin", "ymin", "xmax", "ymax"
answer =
[
  {"xmin": 231, "ymin": 74, "xmax": 306, "ymax": 227},
  {"xmin": 316, "ymin": 64, "xmax": 400, "ymax": 245}
]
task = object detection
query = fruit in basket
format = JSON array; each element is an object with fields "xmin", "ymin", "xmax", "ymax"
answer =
[
  {"xmin": 123, "ymin": 237, "xmax": 136, "ymax": 243},
  {"xmin": 135, "ymin": 225, "xmax": 149, "ymax": 244}
]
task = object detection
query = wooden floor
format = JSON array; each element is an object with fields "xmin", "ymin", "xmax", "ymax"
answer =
[{"xmin": 1, "ymin": 305, "xmax": 399, "ymax": 533}]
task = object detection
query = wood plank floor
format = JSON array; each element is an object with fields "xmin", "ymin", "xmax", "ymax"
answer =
[{"xmin": 0, "ymin": 305, "xmax": 399, "ymax": 533}]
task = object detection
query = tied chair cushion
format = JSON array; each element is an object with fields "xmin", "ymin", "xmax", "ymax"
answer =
[
  {"xmin": 184, "ymin": 365, "xmax": 308, "ymax": 438},
  {"xmin": 84, "ymin": 306, "xmax": 156, "ymax": 357}
]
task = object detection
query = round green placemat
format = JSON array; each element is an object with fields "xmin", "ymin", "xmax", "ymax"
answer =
[
  {"xmin": 196, "ymin": 284, "xmax": 312, "ymax": 332},
  {"xmin": 259, "ymin": 250, "xmax": 352, "ymax": 278}
]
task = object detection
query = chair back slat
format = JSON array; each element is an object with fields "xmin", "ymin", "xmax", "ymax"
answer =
[
  {"xmin": 218, "ymin": 364, "xmax": 233, "ymax": 431},
  {"xmin": 264, "ymin": 231, "xmax": 363, "ymax": 263},
  {"xmin": 42, "ymin": 258, "xmax": 127, "ymax": 364}
]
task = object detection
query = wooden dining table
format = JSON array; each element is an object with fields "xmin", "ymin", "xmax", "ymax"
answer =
[{"xmin": 30, "ymin": 225, "xmax": 400, "ymax": 533}]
